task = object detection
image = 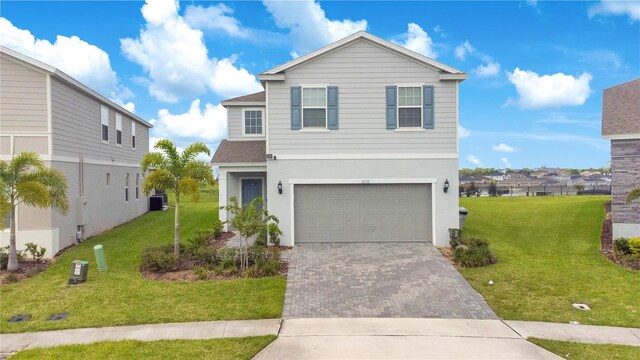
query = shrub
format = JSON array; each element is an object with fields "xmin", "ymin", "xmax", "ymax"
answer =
[
  {"xmin": 141, "ymin": 246, "xmax": 180, "ymax": 273},
  {"xmin": 187, "ymin": 230, "xmax": 212, "ymax": 250},
  {"xmin": 24, "ymin": 242, "xmax": 46, "ymax": 262},
  {"xmin": 4, "ymin": 273, "xmax": 19, "ymax": 283},
  {"xmin": 267, "ymin": 223, "xmax": 283, "ymax": 247},
  {"xmin": 453, "ymin": 238, "xmax": 496, "ymax": 268},
  {"xmin": 193, "ymin": 266, "xmax": 210, "ymax": 280},
  {"xmin": 243, "ymin": 265, "xmax": 261, "ymax": 278},
  {"xmin": 613, "ymin": 238, "xmax": 631, "ymax": 256},
  {"xmin": 628, "ymin": 238, "xmax": 640, "ymax": 257},
  {"xmin": 191, "ymin": 246, "xmax": 217, "ymax": 266},
  {"xmin": 213, "ymin": 219, "xmax": 223, "ymax": 239},
  {"xmin": 448, "ymin": 228, "xmax": 463, "ymax": 249},
  {"xmin": 0, "ymin": 249, "xmax": 8, "ymax": 270}
]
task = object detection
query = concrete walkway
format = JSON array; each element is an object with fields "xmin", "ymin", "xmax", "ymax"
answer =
[{"xmin": 0, "ymin": 319, "xmax": 280, "ymax": 354}]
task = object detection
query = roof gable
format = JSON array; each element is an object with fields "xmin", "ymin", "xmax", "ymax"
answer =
[
  {"xmin": 602, "ymin": 78, "xmax": 640, "ymax": 136},
  {"xmin": 260, "ymin": 31, "xmax": 465, "ymax": 78}
]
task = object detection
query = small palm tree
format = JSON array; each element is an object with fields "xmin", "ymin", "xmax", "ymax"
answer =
[
  {"xmin": 141, "ymin": 139, "xmax": 214, "ymax": 255},
  {"xmin": 626, "ymin": 187, "xmax": 640, "ymax": 204},
  {"xmin": 0, "ymin": 152, "xmax": 69, "ymax": 272}
]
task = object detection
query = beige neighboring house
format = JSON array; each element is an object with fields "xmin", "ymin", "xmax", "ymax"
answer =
[
  {"xmin": 602, "ymin": 78, "xmax": 640, "ymax": 239},
  {"xmin": 0, "ymin": 46, "xmax": 152, "ymax": 257}
]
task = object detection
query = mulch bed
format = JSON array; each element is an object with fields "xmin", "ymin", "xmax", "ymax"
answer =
[
  {"xmin": 438, "ymin": 247, "xmax": 459, "ymax": 268},
  {"xmin": 601, "ymin": 201, "xmax": 640, "ymax": 270},
  {"xmin": 0, "ymin": 260, "xmax": 51, "ymax": 284}
]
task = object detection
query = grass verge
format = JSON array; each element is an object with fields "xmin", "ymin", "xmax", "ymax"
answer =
[
  {"xmin": 529, "ymin": 338, "xmax": 640, "ymax": 359},
  {"xmin": 459, "ymin": 196, "xmax": 640, "ymax": 327}
]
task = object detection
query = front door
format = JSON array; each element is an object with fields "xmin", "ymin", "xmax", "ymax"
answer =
[{"xmin": 241, "ymin": 178, "xmax": 263, "ymax": 206}]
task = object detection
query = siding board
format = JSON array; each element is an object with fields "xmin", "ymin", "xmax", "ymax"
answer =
[{"xmin": 0, "ymin": 56, "xmax": 48, "ymax": 132}]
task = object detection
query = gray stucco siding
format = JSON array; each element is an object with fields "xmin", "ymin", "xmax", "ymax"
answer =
[
  {"xmin": 0, "ymin": 56, "xmax": 48, "ymax": 133},
  {"xmin": 51, "ymin": 78, "xmax": 149, "ymax": 164},
  {"xmin": 267, "ymin": 40, "xmax": 458, "ymax": 155}
]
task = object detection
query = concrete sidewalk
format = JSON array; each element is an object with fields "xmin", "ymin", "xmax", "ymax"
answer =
[
  {"xmin": 254, "ymin": 318, "xmax": 640, "ymax": 359},
  {"xmin": 0, "ymin": 319, "xmax": 280, "ymax": 354}
]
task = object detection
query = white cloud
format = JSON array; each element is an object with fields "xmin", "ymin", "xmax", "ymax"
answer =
[
  {"xmin": 588, "ymin": 1, "xmax": 640, "ymax": 21},
  {"xmin": 454, "ymin": 40, "xmax": 474, "ymax": 60},
  {"xmin": 501, "ymin": 157, "xmax": 512, "ymax": 168},
  {"xmin": 527, "ymin": 0, "xmax": 538, "ymax": 6},
  {"xmin": 151, "ymin": 99, "xmax": 227, "ymax": 143},
  {"xmin": 433, "ymin": 25, "xmax": 446, "ymax": 38},
  {"xmin": 506, "ymin": 68, "xmax": 592, "ymax": 109},
  {"xmin": 467, "ymin": 155, "xmax": 483, "ymax": 167},
  {"xmin": 459, "ymin": 125, "xmax": 471, "ymax": 138},
  {"xmin": 120, "ymin": 0, "xmax": 261, "ymax": 103},
  {"xmin": 393, "ymin": 23, "xmax": 437, "ymax": 58},
  {"xmin": 263, "ymin": 0, "xmax": 367, "ymax": 56},
  {"xmin": 184, "ymin": 3, "xmax": 250, "ymax": 38},
  {"xmin": 0, "ymin": 17, "xmax": 130, "ymax": 102},
  {"xmin": 473, "ymin": 62, "xmax": 501, "ymax": 77},
  {"xmin": 492, "ymin": 143, "xmax": 516, "ymax": 153}
]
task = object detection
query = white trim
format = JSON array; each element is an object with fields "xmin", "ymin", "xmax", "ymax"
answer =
[
  {"xmin": 0, "ymin": 154, "xmax": 143, "ymax": 168},
  {"xmin": 299, "ymin": 128, "xmax": 330, "ymax": 133},
  {"xmin": 46, "ymin": 74, "xmax": 53, "ymax": 156},
  {"xmin": 261, "ymin": 31, "xmax": 464, "ymax": 76},
  {"xmin": 213, "ymin": 162, "xmax": 267, "ymax": 168},
  {"xmin": 241, "ymin": 108, "xmax": 265, "ymax": 137},
  {"xmin": 131, "ymin": 122, "xmax": 136, "ymax": 150},
  {"xmin": 274, "ymin": 153, "xmax": 458, "ymax": 160},
  {"xmin": 258, "ymin": 74, "xmax": 285, "ymax": 81},
  {"xmin": 265, "ymin": 81, "xmax": 270, "ymax": 154},
  {"xmin": 394, "ymin": 128, "xmax": 425, "ymax": 132},
  {"xmin": 100, "ymin": 105, "xmax": 109, "ymax": 144},
  {"xmin": 219, "ymin": 172, "xmax": 228, "ymax": 231},
  {"xmin": 239, "ymin": 177, "xmax": 265, "ymax": 207},
  {"xmin": 440, "ymin": 73, "xmax": 468, "ymax": 81},
  {"xmin": 288, "ymin": 178, "xmax": 439, "ymax": 246},
  {"xmin": 603, "ymin": 133, "xmax": 640, "ymax": 140},
  {"xmin": 397, "ymin": 85, "xmax": 423, "ymax": 129},
  {"xmin": 115, "ymin": 113, "xmax": 123, "ymax": 147},
  {"xmin": 301, "ymin": 85, "xmax": 328, "ymax": 129},
  {"xmin": 456, "ymin": 81, "xmax": 459, "ymax": 155},
  {"xmin": 221, "ymin": 101, "xmax": 266, "ymax": 107}
]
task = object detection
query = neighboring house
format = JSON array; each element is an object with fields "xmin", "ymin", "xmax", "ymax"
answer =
[
  {"xmin": 0, "ymin": 46, "xmax": 152, "ymax": 256},
  {"xmin": 212, "ymin": 31, "xmax": 466, "ymax": 247},
  {"xmin": 602, "ymin": 78, "xmax": 640, "ymax": 238},
  {"xmin": 484, "ymin": 171, "xmax": 508, "ymax": 182}
]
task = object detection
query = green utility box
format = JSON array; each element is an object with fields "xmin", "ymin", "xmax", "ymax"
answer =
[{"xmin": 68, "ymin": 260, "xmax": 89, "ymax": 285}]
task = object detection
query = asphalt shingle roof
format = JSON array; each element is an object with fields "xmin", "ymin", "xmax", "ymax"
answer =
[
  {"xmin": 602, "ymin": 78, "xmax": 640, "ymax": 136},
  {"xmin": 210, "ymin": 140, "xmax": 266, "ymax": 164}
]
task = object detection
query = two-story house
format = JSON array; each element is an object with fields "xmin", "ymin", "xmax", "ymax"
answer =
[
  {"xmin": 212, "ymin": 31, "xmax": 466, "ymax": 247},
  {"xmin": 602, "ymin": 78, "xmax": 639, "ymax": 239},
  {"xmin": 0, "ymin": 46, "xmax": 152, "ymax": 257}
]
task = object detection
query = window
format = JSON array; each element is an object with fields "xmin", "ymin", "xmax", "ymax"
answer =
[
  {"xmin": 106, "ymin": 173, "xmax": 110, "ymax": 187},
  {"xmin": 135, "ymin": 173, "xmax": 139, "ymax": 200},
  {"xmin": 243, "ymin": 109, "xmax": 263, "ymax": 135},
  {"xmin": 125, "ymin": 173, "xmax": 129, "ymax": 202},
  {"xmin": 398, "ymin": 86, "xmax": 422, "ymax": 128},
  {"xmin": 101, "ymin": 105, "xmax": 109, "ymax": 142},
  {"xmin": 115, "ymin": 113, "xmax": 122, "ymax": 146},
  {"xmin": 131, "ymin": 122, "xmax": 136, "ymax": 149},
  {"xmin": 302, "ymin": 87, "xmax": 327, "ymax": 128}
]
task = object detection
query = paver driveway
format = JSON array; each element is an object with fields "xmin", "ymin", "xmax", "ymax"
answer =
[{"xmin": 282, "ymin": 243, "xmax": 497, "ymax": 319}]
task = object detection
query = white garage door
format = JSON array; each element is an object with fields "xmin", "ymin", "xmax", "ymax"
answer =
[{"xmin": 294, "ymin": 184, "xmax": 432, "ymax": 243}]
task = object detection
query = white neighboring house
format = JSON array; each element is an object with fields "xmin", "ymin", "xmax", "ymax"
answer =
[
  {"xmin": 211, "ymin": 32, "xmax": 466, "ymax": 247},
  {"xmin": 0, "ymin": 46, "xmax": 152, "ymax": 257}
]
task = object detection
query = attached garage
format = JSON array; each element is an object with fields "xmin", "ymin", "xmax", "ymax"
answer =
[{"xmin": 294, "ymin": 183, "xmax": 433, "ymax": 243}]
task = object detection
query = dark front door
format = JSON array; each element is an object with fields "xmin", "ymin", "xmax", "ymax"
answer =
[{"xmin": 241, "ymin": 178, "xmax": 263, "ymax": 205}]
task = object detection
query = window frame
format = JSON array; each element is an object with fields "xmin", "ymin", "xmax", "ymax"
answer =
[
  {"xmin": 100, "ymin": 105, "xmax": 109, "ymax": 143},
  {"xmin": 301, "ymin": 85, "xmax": 328, "ymax": 129},
  {"xmin": 135, "ymin": 173, "xmax": 139, "ymax": 200},
  {"xmin": 131, "ymin": 122, "xmax": 136, "ymax": 149},
  {"xmin": 241, "ymin": 108, "xmax": 265, "ymax": 137},
  {"xmin": 125, "ymin": 173, "xmax": 129, "ymax": 203},
  {"xmin": 396, "ymin": 85, "xmax": 423, "ymax": 129},
  {"xmin": 115, "ymin": 113, "xmax": 122, "ymax": 146}
]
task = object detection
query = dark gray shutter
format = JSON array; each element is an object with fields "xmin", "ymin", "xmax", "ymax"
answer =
[
  {"xmin": 386, "ymin": 86, "xmax": 397, "ymax": 129},
  {"xmin": 291, "ymin": 86, "xmax": 302, "ymax": 130},
  {"xmin": 327, "ymin": 86, "xmax": 339, "ymax": 130},
  {"xmin": 423, "ymin": 85, "xmax": 434, "ymax": 129}
]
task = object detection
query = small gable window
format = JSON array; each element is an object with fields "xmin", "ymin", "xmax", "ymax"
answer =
[{"xmin": 243, "ymin": 109, "xmax": 263, "ymax": 136}]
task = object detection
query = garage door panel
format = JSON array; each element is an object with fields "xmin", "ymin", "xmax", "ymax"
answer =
[{"xmin": 295, "ymin": 184, "xmax": 432, "ymax": 243}]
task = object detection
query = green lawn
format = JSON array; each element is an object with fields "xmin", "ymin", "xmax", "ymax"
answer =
[
  {"xmin": 529, "ymin": 338, "xmax": 640, "ymax": 360},
  {"xmin": 11, "ymin": 336, "xmax": 276, "ymax": 360},
  {"xmin": 0, "ymin": 194, "xmax": 285, "ymax": 333},
  {"xmin": 459, "ymin": 196, "xmax": 640, "ymax": 327}
]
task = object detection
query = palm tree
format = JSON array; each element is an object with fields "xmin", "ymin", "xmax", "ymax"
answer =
[
  {"xmin": 626, "ymin": 187, "xmax": 640, "ymax": 204},
  {"xmin": 141, "ymin": 139, "xmax": 214, "ymax": 255},
  {"xmin": 0, "ymin": 152, "xmax": 69, "ymax": 272}
]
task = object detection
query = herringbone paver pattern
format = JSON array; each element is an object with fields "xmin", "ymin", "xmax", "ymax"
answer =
[{"xmin": 283, "ymin": 243, "xmax": 497, "ymax": 319}]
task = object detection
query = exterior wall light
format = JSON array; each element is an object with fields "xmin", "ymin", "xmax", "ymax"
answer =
[
  {"xmin": 278, "ymin": 181, "xmax": 283, "ymax": 194},
  {"xmin": 444, "ymin": 179, "xmax": 450, "ymax": 193}
]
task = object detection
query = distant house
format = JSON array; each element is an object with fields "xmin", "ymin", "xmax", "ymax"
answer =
[
  {"xmin": 602, "ymin": 78, "xmax": 639, "ymax": 238},
  {"xmin": 484, "ymin": 171, "xmax": 508, "ymax": 181},
  {"xmin": 0, "ymin": 46, "xmax": 152, "ymax": 256}
]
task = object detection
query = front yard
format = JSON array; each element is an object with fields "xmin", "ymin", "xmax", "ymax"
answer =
[
  {"xmin": 529, "ymin": 338, "xmax": 640, "ymax": 360},
  {"xmin": 459, "ymin": 196, "xmax": 640, "ymax": 328},
  {"xmin": 0, "ymin": 196, "xmax": 286, "ymax": 333}
]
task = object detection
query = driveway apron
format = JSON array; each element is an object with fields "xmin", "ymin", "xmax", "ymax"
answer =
[{"xmin": 283, "ymin": 243, "xmax": 497, "ymax": 319}]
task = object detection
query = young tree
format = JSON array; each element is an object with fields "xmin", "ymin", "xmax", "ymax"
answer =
[
  {"xmin": 0, "ymin": 152, "xmax": 69, "ymax": 272},
  {"xmin": 141, "ymin": 140, "xmax": 213, "ymax": 256},
  {"xmin": 488, "ymin": 181, "xmax": 499, "ymax": 197},
  {"xmin": 626, "ymin": 187, "xmax": 640, "ymax": 204},
  {"xmin": 573, "ymin": 184, "xmax": 585, "ymax": 194}
]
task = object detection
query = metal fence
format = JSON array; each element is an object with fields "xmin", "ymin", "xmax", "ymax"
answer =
[{"xmin": 459, "ymin": 184, "xmax": 612, "ymax": 197}]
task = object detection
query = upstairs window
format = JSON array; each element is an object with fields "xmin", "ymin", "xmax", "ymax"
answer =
[
  {"xmin": 398, "ymin": 86, "xmax": 422, "ymax": 128},
  {"xmin": 125, "ymin": 173, "xmax": 129, "ymax": 202},
  {"xmin": 302, "ymin": 87, "xmax": 327, "ymax": 128},
  {"xmin": 131, "ymin": 122, "xmax": 136, "ymax": 149},
  {"xmin": 243, "ymin": 109, "xmax": 263, "ymax": 135},
  {"xmin": 115, "ymin": 113, "xmax": 122, "ymax": 146},
  {"xmin": 101, "ymin": 105, "xmax": 109, "ymax": 142}
]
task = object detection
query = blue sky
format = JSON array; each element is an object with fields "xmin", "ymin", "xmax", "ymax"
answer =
[{"xmin": 2, "ymin": 0, "xmax": 638, "ymax": 169}]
